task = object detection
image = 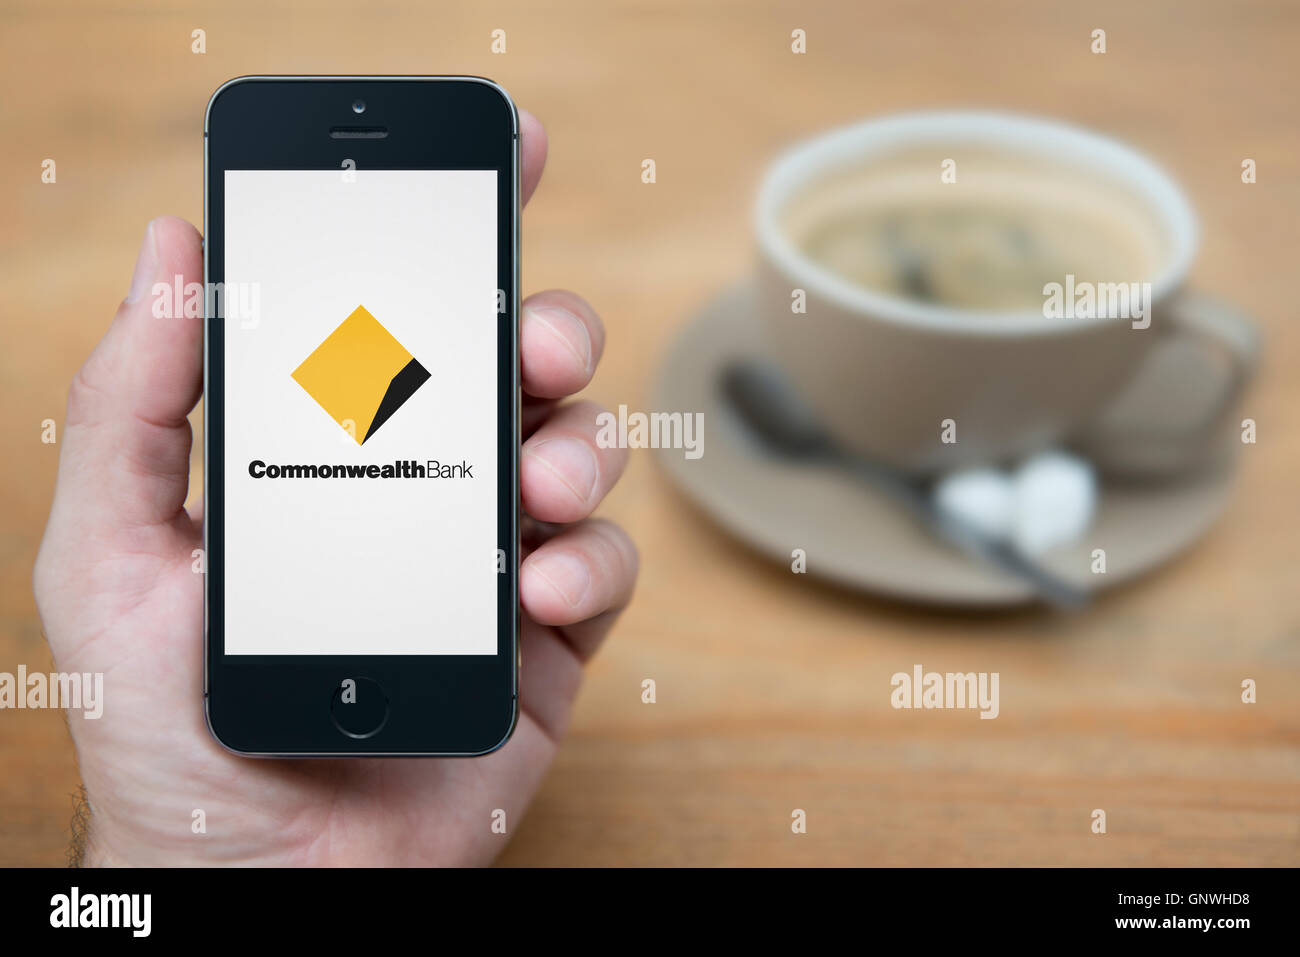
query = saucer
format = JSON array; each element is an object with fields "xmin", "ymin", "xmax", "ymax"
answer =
[{"xmin": 650, "ymin": 281, "xmax": 1240, "ymax": 606}]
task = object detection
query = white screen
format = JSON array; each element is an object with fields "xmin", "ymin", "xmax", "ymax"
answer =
[{"xmin": 222, "ymin": 169, "xmax": 498, "ymax": 655}]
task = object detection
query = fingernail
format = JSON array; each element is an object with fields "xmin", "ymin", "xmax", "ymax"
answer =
[
  {"xmin": 529, "ymin": 306, "xmax": 592, "ymax": 376},
  {"xmin": 125, "ymin": 220, "xmax": 159, "ymax": 304},
  {"xmin": 529, "ymin": 551, "xmax": 592, "ymax": 608},
  {"xmin": 527, "ymin": 437, "xmax": 598, "ymax": 503}
]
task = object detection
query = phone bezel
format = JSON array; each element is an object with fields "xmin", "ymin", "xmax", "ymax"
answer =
[{"xmin": 203, "ymin": 76, "xmax": 520, "ymax": 756}]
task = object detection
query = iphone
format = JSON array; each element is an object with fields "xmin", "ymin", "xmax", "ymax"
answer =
[{"xmin": 203, "ymin": 76, "xmax": 519, "ymax": 755}]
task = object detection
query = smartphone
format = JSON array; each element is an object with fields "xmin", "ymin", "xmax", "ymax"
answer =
[{"xmin": 203, "ymin": 77, "xmax": 519, "ymax": 756}]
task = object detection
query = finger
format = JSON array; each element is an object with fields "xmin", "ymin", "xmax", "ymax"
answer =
[
  {"xmin": 517, "ymin": 617, "xmax": 584, "ymax": 741},
  {"xmin": 521, "ymin": 290, "xmax": 605, "ymax": 400},
  {"xmin": 55, "ymin": 216, "xmax": 203, "ymax": 532},
  {"xmin": 521, "ymin": 400, "xmax": 628, "ymax": 524},
  {"xmin": 520, "ymin": 107, "xmax": 547, "ymax": 206},
  {"xmin": 520, "ymin": 519, "xmax": 639, "ymax": 651}
]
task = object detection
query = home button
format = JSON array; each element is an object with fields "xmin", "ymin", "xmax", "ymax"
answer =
[{"xmin": 330, "ymin": 678, "xmax": 389, "ymax": 739}]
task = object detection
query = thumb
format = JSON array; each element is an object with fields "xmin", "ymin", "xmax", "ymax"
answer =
[{"xmin": 51, "ymin": 216, "xmax": 204, "ymax": 535}]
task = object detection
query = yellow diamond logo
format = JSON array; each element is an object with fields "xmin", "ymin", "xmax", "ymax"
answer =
[{"xmin": 291, "ymin": 305, "xmax": 430, "ymax": 445}]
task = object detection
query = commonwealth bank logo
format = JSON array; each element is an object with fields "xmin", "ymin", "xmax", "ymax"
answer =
[{"xmin": 291, "ymin": 305, "xmax": 430, "ymax": 445}]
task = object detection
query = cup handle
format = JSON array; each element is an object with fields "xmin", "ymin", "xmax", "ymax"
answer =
[
  {"xmin": 1073, "ymin": 289, "xmax": 1260, "ymax": 477},
  {"xmin": 1103, "ymin": 290, "xmax": 1259, "ymax": 443},
  {"xmin": 1152, "ymin": 289, "xmax": 1260, "ymax": 437}
]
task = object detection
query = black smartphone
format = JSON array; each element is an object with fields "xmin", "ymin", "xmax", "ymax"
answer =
[{"xmin": 203, "ymin": 76, "xmax": 519, "ymax": 756}]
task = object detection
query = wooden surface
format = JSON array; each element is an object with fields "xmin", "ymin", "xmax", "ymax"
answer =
[{"xmin": 2, "ymin": 0, "xmax": 1297, "ymax": 866}]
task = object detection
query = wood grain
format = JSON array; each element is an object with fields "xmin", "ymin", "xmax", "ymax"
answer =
[{"xmin": 1, "ymin": 0, "xmax": 1296, "ymax": 866}]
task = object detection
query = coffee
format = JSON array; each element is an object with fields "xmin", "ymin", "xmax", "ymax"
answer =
[{"xmin": 784, "ymin": 149, "xmax": 1169, "ymax": 312}]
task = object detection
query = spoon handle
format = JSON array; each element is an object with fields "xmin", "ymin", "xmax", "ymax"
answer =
[{"xmin": 837, "ymin": 453, "xmax": 1090, "ymax": 610}]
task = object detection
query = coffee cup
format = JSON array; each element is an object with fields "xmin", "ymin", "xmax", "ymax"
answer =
[{"xmin": 754, "ymin": 111, "xmax": 1257, "ymax": 476}]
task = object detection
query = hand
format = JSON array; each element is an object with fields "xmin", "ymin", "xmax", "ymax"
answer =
[{"xmin": 32, "ymin": 110, "xmax": 637, "ymax": 866}]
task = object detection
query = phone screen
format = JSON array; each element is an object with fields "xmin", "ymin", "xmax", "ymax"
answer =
[{"xmin": 221, "ymin": 169, "xmax": 499, "ymax": 655}]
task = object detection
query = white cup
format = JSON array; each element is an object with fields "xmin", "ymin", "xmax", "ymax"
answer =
[{"xmin": 755, "ymin": 111, "xmax": 1257, "ymax": 475}]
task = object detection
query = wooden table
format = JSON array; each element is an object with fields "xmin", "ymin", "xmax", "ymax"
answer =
[{"xmin": 2, "ymin": 0, "xmax": 1296, "ymax": 866}]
